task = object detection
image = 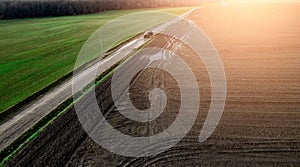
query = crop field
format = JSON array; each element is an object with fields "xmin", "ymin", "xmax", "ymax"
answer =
[
  {"xmin": 0, "ymin": 1, "xmax": 299, "ymax": 166},
  {"xmin": 3, "ymin": 2, "xmax": 300, "ymax": 166},
  {"xmin": 0, "ymin": 7, "xmax": 191, "ymax": 113}
]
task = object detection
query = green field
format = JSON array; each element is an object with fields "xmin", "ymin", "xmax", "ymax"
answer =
[{"xmin": 0, "ymin": 7, "xmax": 191, "ymax": 113}]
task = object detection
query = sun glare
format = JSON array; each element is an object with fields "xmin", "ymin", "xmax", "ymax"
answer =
[{"xmin": 225, "ymin": 0, "xmax": 300, "ymax": 2}]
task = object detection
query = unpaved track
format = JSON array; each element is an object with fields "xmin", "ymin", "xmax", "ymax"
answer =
[
  {"xmin": 0, "ymin": 8, "xmax": 195, "ymax": 153},
  {"xmin": 5, "ymin": 3, "xmax": 300, "ymax": 166}
]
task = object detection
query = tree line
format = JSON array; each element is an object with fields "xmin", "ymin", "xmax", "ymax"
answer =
[{"xmin": 0, "ymin": 0, "xmax": 202, "ymax": 19}]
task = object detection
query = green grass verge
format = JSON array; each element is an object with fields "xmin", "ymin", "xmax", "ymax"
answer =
[
  {"xmin": 0, "ymin": 7, "xmax": 192, "ymax": 114},
  {"xmin": 0, "ymin": 32, "xmax": 141, "ymax": 123}
]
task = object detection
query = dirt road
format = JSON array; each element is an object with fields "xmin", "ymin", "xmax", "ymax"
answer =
[{"xmin": 0, "ymin": 8, "xmax": 194, "ymax": 153}]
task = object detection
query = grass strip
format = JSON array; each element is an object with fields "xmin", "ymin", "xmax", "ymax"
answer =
[{"xmin": 0, "ymin": 33, "xmax": 141, "ymax": 124}]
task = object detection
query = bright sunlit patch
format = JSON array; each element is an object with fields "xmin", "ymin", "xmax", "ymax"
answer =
[{"xmin": 225, "ymin": 0, "xmax": 300, "ymax": 3}]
